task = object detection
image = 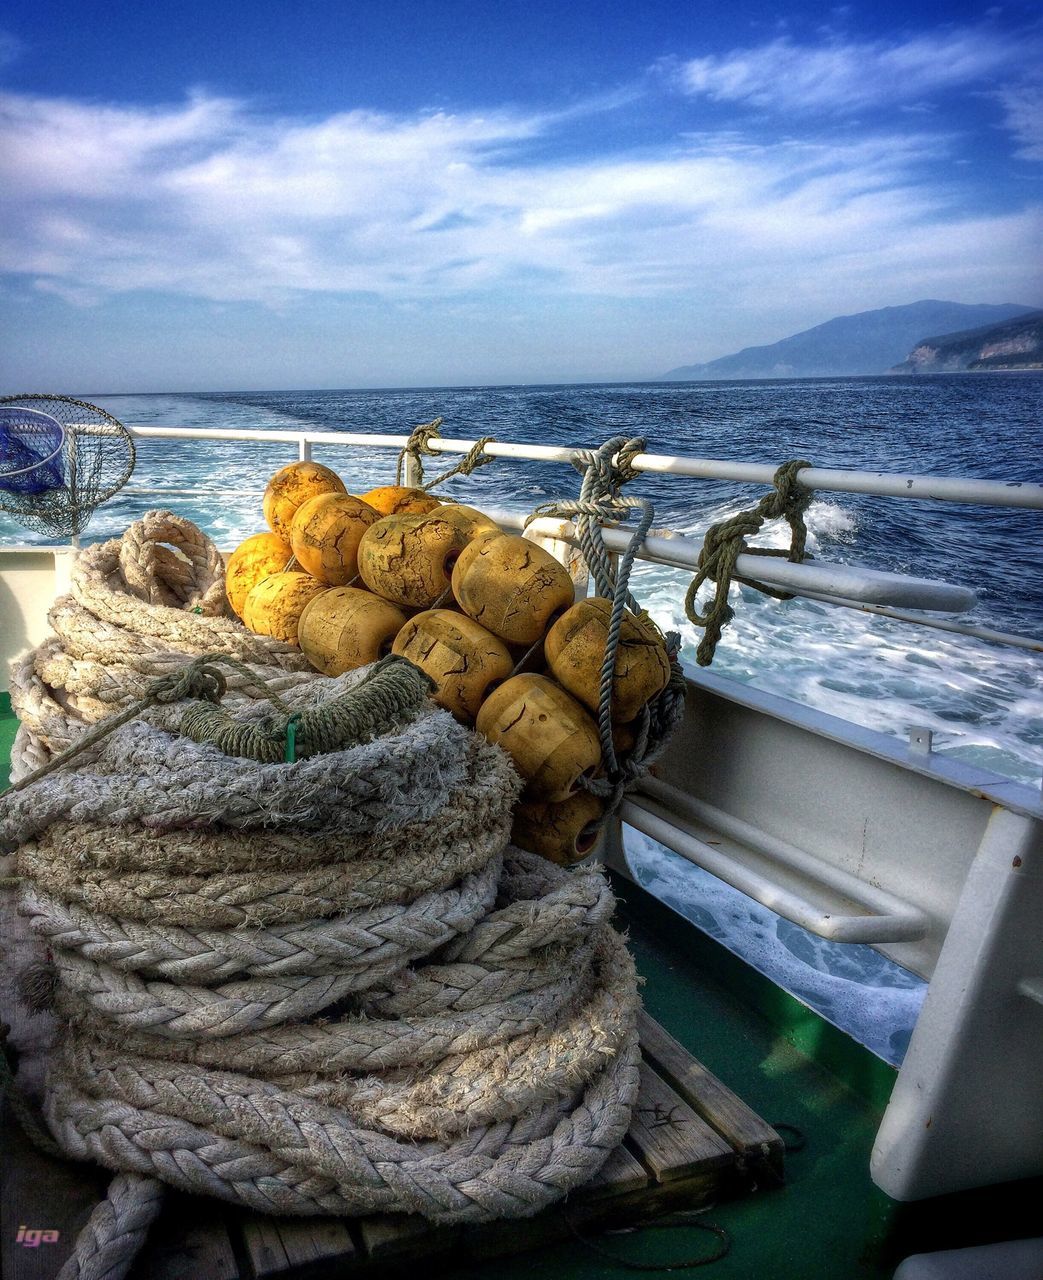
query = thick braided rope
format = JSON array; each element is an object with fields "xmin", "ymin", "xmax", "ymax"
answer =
[
  {"xmin": 55, "ymin": 1173, "xmax": 164, "ymax": 1280},
  {"xmin": 70, "ymin": 514, "xmax": 307, "ymax": 669},
  {"xmin": 117, "ymin": 510, "xmax": 226, "ymax": 614},
  {"xmin": 684, "ymin": 459, "xmax": 813, "ymax": 666},
  {"xmin": 45, "ymin": 1033, "xmax": 639, "ymax": 1221},
  {"xmin": 3, "ymin": 651, "xmax": 640, "ymax": 1259}
]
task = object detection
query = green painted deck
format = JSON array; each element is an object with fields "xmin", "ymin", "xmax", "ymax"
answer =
[{"xmin": 2, "ymin": 694, "xmax": 1038, "ymax": 1279}]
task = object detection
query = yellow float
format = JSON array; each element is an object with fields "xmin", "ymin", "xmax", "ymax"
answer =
[
  {"xmin": 224, "ymin": 531, "xmax": 291, "ymax": 619},
  {"xmin": 297, "ymin": 586, "xmax": 408, "ymax": 675},
  {"xmin": 361, "ymin": 485, "xmax": 441, "ymax": 517},
  {"xmin": 511, "ymin": 791, "xmax": 605, "ymax": 866},
  {"xmin": 392, "ymin": 609, "xmax": 513, "ymax": 724},
  {"xmin": 263, "ymin": 462, "xmax": 347, "ymax": 541},
  {"xmin": 357, "ymin": 510, "xmax": 486, "ymax": 609},
  {"xmin": 289, "ymin": 492, "xmax": 381, "ymax": 585},
  {"xmin": 434, "ymin": 503, "xmax": 499, "ymax": 543},
  {"xmin": 451, "ymin": 534, "xmax": 575, "ymax": 646},
  {"xmin": 242, "ymin": 571, "xmax": 327, "ymax": 645},
  {"xmin": 544, "ymin": 597, "xmax": 671, "ymax": 722},
  {"xmin": 476, "ymin": 673, "xmax": 601, "ymax": 801}
]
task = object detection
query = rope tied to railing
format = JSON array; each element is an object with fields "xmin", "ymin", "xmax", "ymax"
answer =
[
  {"xmin": 525, "ymin": 437, "xmax": 686, "ymax": 819},
  {"xmin": 396, "ymin": 417, "xmax": 498, "ymax": 492},
  {"xmin": 685, "ymin": 459, "xmax": 814, "ymax": 667}
]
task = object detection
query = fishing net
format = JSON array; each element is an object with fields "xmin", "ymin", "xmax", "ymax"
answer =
[{"xmin": 0, "ymin": 394, "xmax": 135, "ymax": 539}]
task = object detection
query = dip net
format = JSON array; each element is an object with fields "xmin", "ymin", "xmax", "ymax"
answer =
[{"xmin": 0, "ymin": 394, "xmax": 135, "ymax": 539}]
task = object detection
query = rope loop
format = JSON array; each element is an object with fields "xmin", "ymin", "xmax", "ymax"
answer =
[
  {"xmin": 684, "ymin": 459, "xmax": 813, "ymax": 667},
  {"xmin": 524, "ymin": 437, "xmax": 685, "ymax": 823},
  {"xmin": 179, "ymin": 654, "xmax": 436, "ymax": 762},
  {"xmin": 395, "ymin": 417, "xmax": 498, "ymax": 492}
]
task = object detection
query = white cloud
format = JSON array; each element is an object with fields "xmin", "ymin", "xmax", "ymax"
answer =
[
  {"xmin": 673, "ymin": 28, "xmax": 1028, "ymax": 114},
  {"xmin": 997, "ymin": 84, "xmax": 1043, "ymax": 160},
  {"xmin": 0, "ymin": 86, "xmax": 1038, "ymax": 345}
]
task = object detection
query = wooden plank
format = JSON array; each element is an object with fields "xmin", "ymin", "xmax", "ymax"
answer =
[
  {"xmin": 638, "ymin": 1010, "xmax": 784, "ymax": 1175},
  {"xmin": 627, "ymin": 1063, "xmax": 734, "ymax": 1184},
  {"xmin": 275, "ymin": 1218, "xmax": 357, "ymax": 1272},
  {"xmin": 358, "ymin": 1212, "xmax": 458, "ymax": 1260},
  {"xmin": 579, "ymin": 1143, "xmax": 650, "ymax": 1202},
  {"xmin": 0, "ymin": 1108, "xmax": 106, "ymax": 1280},
  {"xmin": 241, "ymin": 1214, "xmax": 291, "ymax": 1279},
  {"xmin": 133, "ymin": 1194, "xmax": 240, "ymax": 1280}
]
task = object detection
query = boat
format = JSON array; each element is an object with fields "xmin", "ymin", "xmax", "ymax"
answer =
[{"xmin": 1, "ymin": 413, "xmax": 1041, "ymax": 1279}]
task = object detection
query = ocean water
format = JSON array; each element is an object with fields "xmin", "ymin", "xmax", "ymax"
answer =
[{"xmin": 3, "ymin": 375, "xmax": 1041, "ymax": 1061}]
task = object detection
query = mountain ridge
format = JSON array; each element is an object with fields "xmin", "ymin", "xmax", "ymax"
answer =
[
  {"xmin": 890, "ymin": 311, "xmax": 1043, "ymax": 373},
  {"xmin": 662, "ymin": 301, "xmax": 1038, "ymax": 381}
]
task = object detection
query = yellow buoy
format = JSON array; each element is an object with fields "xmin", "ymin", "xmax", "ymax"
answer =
[
  {"xmin": 392, "ymin": 609, "xmax": 513, "ymax": 723},
  {"xmin": 435, "ymin": 503, "xmax": 499, "ymax": 543},
  {"xmin": 225, "ymin": 532, "xmax": 292, "ymax": 619},
  {"xmin": 544, "ymin": 597, "xmax": 671, "ymax": 723},
  {"xmin": 476, "ymin": 674, "xmax": 601, "ymax": 800},
  {"xmin": 298, "ymin": 587, "xmax": 408, "ymax": 675},
  {"xmin": 511, "ymin": 792, "xmax": 606, "ymax": 865},
  {"xmin": 451, "ymin": 534, "xmax": 575, "ymax": 646},
  {"xmin": 242, "ymin": 572, "xmax": 327, "ymax": 645},
  {"xmin": 357, "ymin": 510, "xmax": 483, "ymax": 609},
  {"xmin": 263, "ymin": 462, "xmax": 347, "ymax": 540},
  {"xmin": 361, "ymin": 485, "xmax": 441, "ymax": 517},
  {"xmin": 289, "ymin": 492, "xmax": 381, "ymax": 585}
]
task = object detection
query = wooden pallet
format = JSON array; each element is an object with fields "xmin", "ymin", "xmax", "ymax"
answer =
[{"xmin": 1, "ymin": 1012, "xmax": 783, "ymax": 1279}]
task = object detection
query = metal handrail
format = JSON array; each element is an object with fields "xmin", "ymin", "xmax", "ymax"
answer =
[
  {"xmin": 623, "ymin": 777, "xmax": 929, "ymax": 944},
  {"xmin": 128, "ymin": 425, "xmax": 1043, "ymax": 509}
]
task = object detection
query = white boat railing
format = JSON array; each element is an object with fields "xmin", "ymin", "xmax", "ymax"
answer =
[
  {"xmin": 116, "ymin": 423, "xmax": 1043, "ymax": 651},
  {"xmin": 130, "ymin": 425, "xmax": 1043, "ymax": 509}
]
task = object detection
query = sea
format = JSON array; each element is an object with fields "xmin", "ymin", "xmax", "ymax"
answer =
[{"xmin": 3, "ymin": 374, "xmax": 1042, "ymax": 1064}]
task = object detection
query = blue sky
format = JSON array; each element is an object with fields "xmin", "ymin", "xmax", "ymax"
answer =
[{"xmin": 1, "ymin": 1, "xmax": 1040, "ymax": 391}]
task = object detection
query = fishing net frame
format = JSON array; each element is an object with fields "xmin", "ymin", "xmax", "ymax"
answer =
[{"xmin": 0, "ymin": 394, "xmax": 136, "ymax": 540}]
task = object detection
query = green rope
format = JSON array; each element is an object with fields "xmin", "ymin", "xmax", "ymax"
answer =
[
  {"xmin": 684, "ymin": 460, "xmax": 813, "ymax": 667},
  {"xmin": 179, "ymin": 654, "xmax": 435, "ymax": 762},
  {"xmin": 395, "ymin": 417, "xmax": 498, "ymax": 492},
  {"xmin": 0, "ymin": 653, "xmax": 276, "ymax": 799}
]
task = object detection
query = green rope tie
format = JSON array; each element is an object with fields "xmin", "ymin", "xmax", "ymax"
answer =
[
  {"xmin": 179, "ymin": 654, "xmax": 436, "ymax": 762},
  {"xmin": 685, "ymin": 459, "xmax": 813, "ymax": 667},
  {"xmin": 396, "ymin": 417, "xmax": 498, "ymax": 492}
]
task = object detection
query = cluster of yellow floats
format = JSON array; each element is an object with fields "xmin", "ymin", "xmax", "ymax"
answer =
[{"xmin": 226, "ymin": 461, "xmax": 671, "ymax": 863}]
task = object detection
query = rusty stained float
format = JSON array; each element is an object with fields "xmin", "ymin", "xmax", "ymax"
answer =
[
  {"xmin": 263, "ymin": 462, "xmax": 347, "ymax": 540},
  {"xmin": 224, "ymin": 532, "xmax": 291, "ymax": 619},
  {"xmin": 298, "ymin": 587, "xmax": 409, "ymax": 676},
  {"xmin": 392, "ymin": 608, "xmax": 514, "ymax": 723},
  {"xmin": 289, "ymin": 492, "xmax": 381, "ymax": 585}
]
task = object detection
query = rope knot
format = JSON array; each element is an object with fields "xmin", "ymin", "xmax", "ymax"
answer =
[
  {"xmin": 395, "ymin": 417, "xmax": 498, "ymax": 492},
  {"xmin": 685, "ymin": 459, "xmax": 813, "ymax": 666},
  {"xmin": 148, "ymin": 660, "xmax": 228, "ymax": 706}
]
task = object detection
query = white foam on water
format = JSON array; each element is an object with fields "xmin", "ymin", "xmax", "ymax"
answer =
[
  {"xmin": 623, "ymin": 826, "xmax": 927, "ymax": 1065},
  {"xmin": 630, "ymin": 497, "xmax": 1043, "ymax": 786}
]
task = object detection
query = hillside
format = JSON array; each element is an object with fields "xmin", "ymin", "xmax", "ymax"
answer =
[
  {"xmin": 661, "ymin": 301, "xmax": 1037, "ymax": 380},
  {"xmin": 890, "ymin": 311, "xmax": 1043, "ymax": 373}
]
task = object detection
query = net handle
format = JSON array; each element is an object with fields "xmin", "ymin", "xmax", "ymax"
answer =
[{"xmin": 0, "ymin": 407, "xmax": 68, "ymax": 480}]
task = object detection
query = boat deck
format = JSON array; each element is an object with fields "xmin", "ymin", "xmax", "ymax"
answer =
[{"xmin": 1, "ymin": 694, "xmax": 1038, "ymax": 1279}]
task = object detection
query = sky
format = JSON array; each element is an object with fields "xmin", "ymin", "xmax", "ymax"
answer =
[{"xmin": 0, "ymin": 0, "xmax": 1041, "ymax": 391}]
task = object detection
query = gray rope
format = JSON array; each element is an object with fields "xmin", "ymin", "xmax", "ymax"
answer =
[{"xmin": 524, "ymin": 437, "xmax": 686, "ymax": 819}]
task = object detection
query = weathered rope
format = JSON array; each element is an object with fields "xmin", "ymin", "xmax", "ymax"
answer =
[
  {"xmin": 180, "ymin": 654, "xmax": 434, "ymax": 762},
  {"xmin": 525, "ymin": 437, "xmax": 686, "ymax": 818},
  {"xmin": 396, "ymin": 417, "xmax": 498, "ymax": 491},
  {"xmin": 55, "ymin": 1172, "xmax": 165, "ymax": 1280},
  {"xmin": 684, "ymin": 459, "xmax": 813, "ymax": 666}
]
